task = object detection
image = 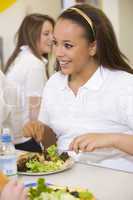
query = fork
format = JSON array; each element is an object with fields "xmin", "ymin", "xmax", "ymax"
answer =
[{"xmin": 40, "ymin": 142, "xmax": 46, "ymax": 159}]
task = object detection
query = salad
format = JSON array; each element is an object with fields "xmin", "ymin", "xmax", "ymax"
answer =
[
  {"xmin": 29, "ymin": 178, "xmax": 96, "ymax": 200},
  {"xmin": 17, "ymin": 145, "xmax": 70, "ymax": 173}
]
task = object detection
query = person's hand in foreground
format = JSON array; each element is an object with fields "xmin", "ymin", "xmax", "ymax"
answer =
[{"xmin": 1, "ymin": 179, "xmax": 28, "ymax": 200}]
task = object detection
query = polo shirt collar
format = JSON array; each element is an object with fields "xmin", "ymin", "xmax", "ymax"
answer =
[
  {"xmin": 82, "ymin": 65, "xmax": 109, "ymax": 90},
  {"xmin": 60, "ymin": 66, "xmax": 110, "ymax": 91}
]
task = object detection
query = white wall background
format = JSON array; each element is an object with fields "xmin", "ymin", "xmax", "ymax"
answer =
[
  {"xmin": 102, "ymin": 0, "xmax": 133, "ymax": 65},
  {"xmin": 102, "ymin": 0, "xmax": 120, "ymax": 41},
  {"xmin": 119, "ymin": 0, "xmax": 133, "ymax": 65},
  {"xmin": 0, "ymin": 0, "xmax": 132, "ymax": 67}
]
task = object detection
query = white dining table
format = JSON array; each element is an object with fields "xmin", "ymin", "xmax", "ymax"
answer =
[{"xmin": 19, "ymin": 162, "xmax": 133, "ymax": 200}]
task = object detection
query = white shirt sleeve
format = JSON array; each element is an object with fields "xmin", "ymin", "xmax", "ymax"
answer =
[
  {"xmin": 6, "ymin": 52, "xmax": 47, "ymax": 97},
  {"xmin": 6, "ymin": 56, "xmax": 28, "ymax": 85},
  {"xmin": 25, "ymin": 63, "xmax": 46, "ymax": 96}
]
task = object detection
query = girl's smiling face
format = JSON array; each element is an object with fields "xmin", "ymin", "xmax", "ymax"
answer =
[
  {"xmin": 53, "ymin": 19, "xmax": 96, "ymax": 75},
  {"xmin": 37, "ymin": 20, "xmax": 54, "ymax": 55}
]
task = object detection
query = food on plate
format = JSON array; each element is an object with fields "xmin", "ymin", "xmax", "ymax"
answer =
[
  {"xmin": 29, "ymin": 178, "xmax": 96, "ymax": 200},
  {"xmin": 17, "ymin": 145, "xmax": 70, "ymax": 173},
  {"xmin": 0, "ymin": 172, "xmax": 9, "ymax": 191}
]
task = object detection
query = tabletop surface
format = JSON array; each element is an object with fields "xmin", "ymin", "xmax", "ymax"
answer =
[{"xmin": 19, "ymin": 162, "xmax": 133, "ymax": 200}]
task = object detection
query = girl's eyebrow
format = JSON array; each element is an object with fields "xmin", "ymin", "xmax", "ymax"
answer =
[
  {"xmin": 63, "ymin": 40, "xmax": 72, "ymax": 43},
  {"xmin": 53, "ymin": 37, "xmax": 73, "ymax": 43}
]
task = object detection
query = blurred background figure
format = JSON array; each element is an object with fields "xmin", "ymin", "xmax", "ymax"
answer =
[
  {"xmin": 0, "ymin": 70, "xmax": 24, "ymax": 146},
  {"xmin": 4, "ymin": 14, "xmax": 55, "ymax": 152},
  {"xmin": 5, "ymin": 13, "xmax": 55, "ymax": 121}
]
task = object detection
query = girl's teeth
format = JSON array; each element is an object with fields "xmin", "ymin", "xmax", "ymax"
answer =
[{"xmin": 60, "ymin": 61, "xmax": 68, "ymax": 65}]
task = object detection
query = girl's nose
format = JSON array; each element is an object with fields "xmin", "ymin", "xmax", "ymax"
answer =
[{"xmin": 54, "ymin": 46, "xmax": 64, "ymax": 58}]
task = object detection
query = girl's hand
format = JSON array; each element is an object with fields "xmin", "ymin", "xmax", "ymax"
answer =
[
  {"xmin": 22, "ymin": 121, "xmax": 45, "ymax": 143},
  {"xmin": 69, "ymin": 133, "xmax": 117, "ymax": 153}
]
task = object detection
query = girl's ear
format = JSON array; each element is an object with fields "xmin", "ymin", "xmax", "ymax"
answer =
[{"xmin": 88, "ymin": 41, "xmax": 97, "ymax": 56}]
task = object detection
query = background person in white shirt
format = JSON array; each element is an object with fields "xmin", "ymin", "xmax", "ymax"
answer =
[
  {"xmin": 23, "ymin": 4, "xmax": 133, "ymax": 170},
  {"xmin": 0, "ymin": 70, "xmax": 24, "ymax": 144},
  {"xmin": 3, "ymin": 14, "xmax": 55, "ymax": 152},
  {"xmin": 5, "ymin": 13, "xmax": 55, "ymax": 121}
]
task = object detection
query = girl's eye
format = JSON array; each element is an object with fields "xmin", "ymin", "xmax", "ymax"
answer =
[
  {"xmin": 64, "ymin": 43, "xmax": 73, "ymax": 49},
  {"xmin": 53, "ymin": 40, "xmax": 57, "ymax": 46},
  {"xmin": 53, "ymin": 40, "xmax": 57, "ymax": 45},
  {"xmin": 43, "ymin": 32, "xmax": 49, "ymax": 36}
]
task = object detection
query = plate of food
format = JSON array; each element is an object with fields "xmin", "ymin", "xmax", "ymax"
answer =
[
  {"xmin": 17, "ymin": 145, "xmax": 74, "ymax": 175},
  {"xmin": 28, "ymin": 178, "xmax": 96, "ymax": 200}
]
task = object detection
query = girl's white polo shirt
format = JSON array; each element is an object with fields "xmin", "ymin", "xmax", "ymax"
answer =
[{"xmin": 39, "ymin": 66, "xmax": 133, "ymax": 172}]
